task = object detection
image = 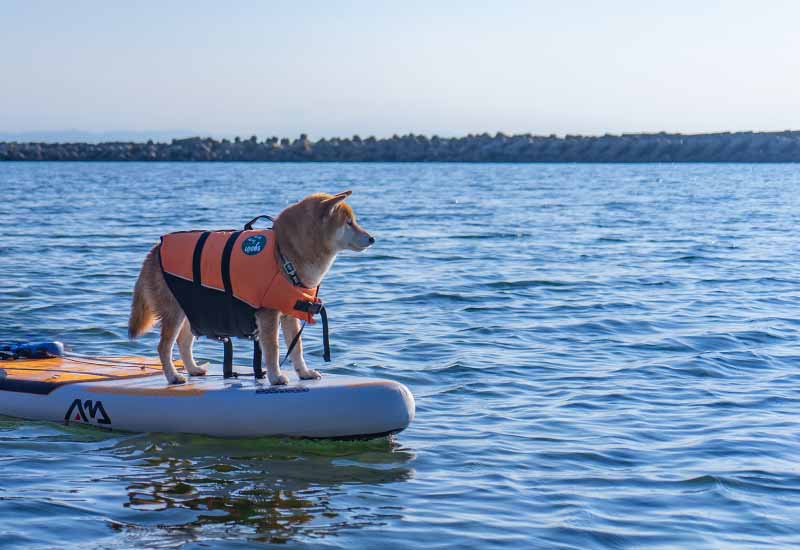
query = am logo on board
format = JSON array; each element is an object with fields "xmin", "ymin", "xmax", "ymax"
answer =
[{"xmin": 64, "ymin": 399, "xmax": 111, "ymax": 425}]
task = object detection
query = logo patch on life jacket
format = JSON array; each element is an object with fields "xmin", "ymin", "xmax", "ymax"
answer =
[{"xmin": 242, "ymin": 235, "xmax": 267, "ymax": 255}]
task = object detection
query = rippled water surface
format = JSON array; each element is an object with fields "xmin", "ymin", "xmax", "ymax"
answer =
[{"xmin": 2, "ymin": 162, "xmax": 800, "ymax": 549}]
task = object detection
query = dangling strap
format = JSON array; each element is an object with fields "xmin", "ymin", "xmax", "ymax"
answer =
[
  {"xmin": 320, "ymin": 306, "xmax": 331, "ymax": 362},
  {"xmin": 222, "ymin": 337, "xmax": 234, "ymax": 379},
  {"xmin": 278, "ymin": 305, "xmax": 331, "ymax": 367},
  {"xmin": 279, "ymin": 321, "xmax": 306, "ymax": 368},
  {"xmin": 252, "ymin": 339, "xmax": 264, "ymax": 379}
]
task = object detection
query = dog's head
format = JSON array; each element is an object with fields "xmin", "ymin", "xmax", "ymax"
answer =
[{"xmin": 278, "ymin": 190, "xmax": 374, "ymax": 253}]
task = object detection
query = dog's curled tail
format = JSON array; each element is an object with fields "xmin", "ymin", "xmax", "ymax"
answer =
[{"xmin": 128, "ymin": 276, "xmax": 156, "ymax": 339}]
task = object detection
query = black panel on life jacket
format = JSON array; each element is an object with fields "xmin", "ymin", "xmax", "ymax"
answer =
[{"xmin": 161, "ymin": 272, "xmax": 258, "ymax": 339}]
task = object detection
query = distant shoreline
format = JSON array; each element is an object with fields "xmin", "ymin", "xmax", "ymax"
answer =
[{"xmin": 3, "ymin": 131, "xmax": 800, "ymax": 162}]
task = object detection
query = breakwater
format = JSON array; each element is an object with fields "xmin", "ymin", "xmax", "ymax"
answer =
[{"xmin": 3, "ymin": 131, "xmax": 800, "ymax": 162}]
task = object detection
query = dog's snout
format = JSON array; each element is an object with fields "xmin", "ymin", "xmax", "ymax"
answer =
[{"xmin": 368, "ymin": 236, "xmax": 375, "ymax": 245}]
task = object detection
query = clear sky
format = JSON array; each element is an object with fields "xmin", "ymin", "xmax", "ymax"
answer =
[{"xmin": 2, "ymin": 1, "xmax": 800, "ymax": 139}]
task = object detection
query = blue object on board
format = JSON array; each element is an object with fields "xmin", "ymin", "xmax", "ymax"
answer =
[{"xmin": 0, "ymin": 341, "xmax": 64, "ymax": 360}]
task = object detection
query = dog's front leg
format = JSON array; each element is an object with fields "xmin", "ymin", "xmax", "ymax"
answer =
[
  {"xmin": 255, "ymin": 308, "xmax": 288, "ymax": 385},
  {"xmin": 280, "ymin": 315, "xmax": 321, "ymax": 380}
]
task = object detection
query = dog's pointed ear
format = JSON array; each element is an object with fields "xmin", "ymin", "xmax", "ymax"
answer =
[{"xmin": 321, "ymin": 190, "xmax": 352, "ymax": 216}]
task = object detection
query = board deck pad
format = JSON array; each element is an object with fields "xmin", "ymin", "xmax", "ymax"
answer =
[{"xmin": 0, "ymin": 356, "xmax": 171, "ymax": 392}]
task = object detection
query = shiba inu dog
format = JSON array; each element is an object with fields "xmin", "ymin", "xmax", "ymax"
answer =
[{"xmin": 128, "ymin": 191, "xmax": 374, "ymax": 385}]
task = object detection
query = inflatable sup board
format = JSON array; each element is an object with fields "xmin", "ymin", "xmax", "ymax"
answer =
[{"xmin": 0, "ymin": 354, "xmax": 415, "ymax": 439}]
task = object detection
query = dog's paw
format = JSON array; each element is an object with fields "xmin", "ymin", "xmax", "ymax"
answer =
[
  {"xmin": 268, "ymin": 373, "xmax": 289, "ymax": 386},
  {"xmin": 298, "ymin": 368, "xmax": 321, "ymax": 380},
  {"xmin": 186, "ymin": 364, "xmax": 207, "ymax": 377},
  {"xmin": 168, "ymin": 372, "xmax": 187, "ymax": 385}
]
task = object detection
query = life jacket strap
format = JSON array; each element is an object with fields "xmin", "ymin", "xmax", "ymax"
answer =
[
  {"xmin": 279, "ymin": 304, "xmax": 331, "ymax": 367},
  {"xmin": 252, "ymin": 339, "xmax": 265, "ymax": 379},
  {"xmin": 218, "ymin": 337, "xmax": 265, "ymax": 380},
  {"xmin": 192, "ymin": 231, "xmax": 211, "ymax": 286},
  {"xmin": 220, "ymin": 231, "xmax": 243, "ymax": 297},
  {"xmin": 293, "ymin": 300, "xmax": 323, "ymax": 315},
  {"xmin": 320, "ymin": 306, "xmax": 331, "ymax": 362},
  {"xmin": 277, "ymin": 243, "xmax": 305, "ymax": 287},
  {"xmin": 222, "ymin": 337, "xmax": 235, "ymax": 379},
  {"xmin": 280, "ymin": 322, "xmax": 305, "ymax": 368}
]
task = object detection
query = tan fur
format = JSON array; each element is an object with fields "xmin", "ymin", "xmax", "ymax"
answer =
[
  {"xmin": 128, "ymin": 191, "xmax": 373, "ymax": 385},
  {"xmin": 128, "ymin": 269, "xmax": 155, "ymax": 339}
]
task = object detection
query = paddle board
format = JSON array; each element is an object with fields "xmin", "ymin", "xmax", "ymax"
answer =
[{"xmin": 0, "ymin": 355, "xmax": 415, "ymax": 439}]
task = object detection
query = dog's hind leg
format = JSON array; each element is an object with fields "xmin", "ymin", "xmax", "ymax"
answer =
[
  {"xmin": 158, "ymin": 311, "xmax": 187, "ymax": 384},
  {"xmin": 177, "ymin": 319, "xmax": 206, "ymax": 376},
  {"xmin": 280, "ymin": 315, "xmax": 321, "ymax": 380},
  {"xmin": 255, "ymin": 308, "xmax": 288, "ymax": 385}
]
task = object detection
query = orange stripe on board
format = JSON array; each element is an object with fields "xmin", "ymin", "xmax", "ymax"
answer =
[{"xmin": 85, "ymin": 385, "xmax": 206, "ymax": 397}]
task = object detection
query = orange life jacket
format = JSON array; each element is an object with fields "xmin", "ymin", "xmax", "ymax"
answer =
[{"xmin": 159, "ymin": 228, "xmax": 322, "ymax": 339}]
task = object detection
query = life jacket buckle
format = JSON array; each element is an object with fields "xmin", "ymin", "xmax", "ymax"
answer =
[{"xmin": 294, "ymin": 300, "xmax": 323, "ymax": 315}]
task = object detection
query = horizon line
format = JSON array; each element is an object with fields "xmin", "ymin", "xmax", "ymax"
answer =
[{"xmin": 3, "ymin": 128, "xmax": 800, "ymax": 145}]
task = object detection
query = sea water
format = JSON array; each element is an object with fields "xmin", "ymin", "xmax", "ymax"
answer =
[{"xmin": 2, "ymin": 162, "xmax": 800, "ymax": 549}]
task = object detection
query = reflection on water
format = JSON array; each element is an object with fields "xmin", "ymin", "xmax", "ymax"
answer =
[{"xmin": 104, "ymin": 433, "xmax": 414, "ymax": 546}]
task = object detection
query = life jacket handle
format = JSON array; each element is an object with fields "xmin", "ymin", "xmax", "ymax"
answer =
[{"xmin": 243, "ymin": 214, "xmax": 275, "ymax": 230}]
